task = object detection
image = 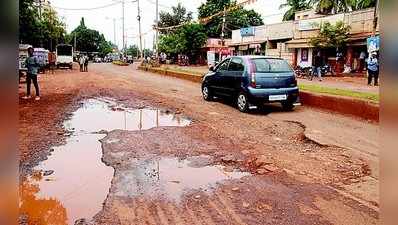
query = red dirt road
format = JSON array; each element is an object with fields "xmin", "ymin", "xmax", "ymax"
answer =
[{"xmin": 19, "ymin": 63, "xmax": 379, "ymax": 225}]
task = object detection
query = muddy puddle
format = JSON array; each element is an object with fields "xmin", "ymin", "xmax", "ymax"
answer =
[
  {"xmin": 113, "ymin": 156, "xmax": 250, "ymax": 202},
  {"xmin": 19, "ymin": 98, "xmax": 191, "ymax": 225}
]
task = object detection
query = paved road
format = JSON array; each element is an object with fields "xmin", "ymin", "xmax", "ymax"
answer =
[{"xmin": 19, "ymin": 63, "xmax": 379, "ymax": 225}]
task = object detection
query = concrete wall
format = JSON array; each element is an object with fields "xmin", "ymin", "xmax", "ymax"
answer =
[
  {"xmin": 293, "ymin": 8, "xmax": 378, "ymax": 40},
  {"xmin": 231, "ymin": 25, "xmax": 267, "ymax": 45},
  {"xmin": 266, "ymin": 43, "xmax": 294, "ymax": 64},
  {"xmin": 266, "ymin": 21, "xmax": 294, "ymax": 40}
]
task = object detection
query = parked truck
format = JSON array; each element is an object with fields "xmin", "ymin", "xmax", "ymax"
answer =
[{"xmin": 56, "ymin": 44, "xmax": 73, "ymax": 69}]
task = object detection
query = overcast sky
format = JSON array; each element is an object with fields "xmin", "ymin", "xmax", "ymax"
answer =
[{"xmin": 51, "ymin": 0, "xmax": 287, "ymax": 50}]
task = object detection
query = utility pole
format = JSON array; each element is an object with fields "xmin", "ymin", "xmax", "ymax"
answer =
[
  {"xmin": 221, "ymin": 7, "xmax": 226, "ymax": 46},
  {"xmin": 155, "ymin": 0, "xmax": 159, "ymax": 58},
  {"xmin": 38, "ymin": 0, "xmax": 43, "ymax": 47},
  {"xmin": 74, "ymin": 33, "xmax": 77, "ymax": 51},
  {"xmin": 122, "ymin": 0, "xmax": 126, "ymax": 58},
  {"xmin": 372, "ymin": 0, "xmax": 379, "ymax": 36},
  {"xmin": 113, "ymin": 18, "xmax": 117, "ymax": 46},
  {"xmin": 137, "ymin": 0, "xmax": 144, "ymax": 59}
]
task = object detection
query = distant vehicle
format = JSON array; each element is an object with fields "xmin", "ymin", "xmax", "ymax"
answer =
[
  {"xmin": 56, "ymin": 44, "xmax": 73, "ymax": 69},
  {"xmin": 127, "ymin": 55, "xmax": 133, "ymax": 64},
  {"xmin": 201, "ymin": 56, "xmax": 300, "ymax": 112},
  {"xmin": 94, "ymin": 57, "xmax": 102, "ymax": 63},
  {"xmin": 19, "ymin": 44, "xmax": 32, "ymax": 73}
]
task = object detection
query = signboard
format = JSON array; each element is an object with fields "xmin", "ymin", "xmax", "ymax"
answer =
[
  {"xmin": 240, "ymin": 27, "xmax": 255, "ymax": 37},
  {"xmin": 367, "ymin": 36, "xmax": 380, "ymax": 53},
  {"xmin": 238, "ymin": 45, "xmax": 249, "ymax": 51},
  {"xmin": 298, "ymin": 19, "xmax": 320, "ymax": 31}
]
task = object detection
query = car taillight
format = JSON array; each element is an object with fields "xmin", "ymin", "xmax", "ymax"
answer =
[{"xmin": 249, "ymin": 61, "xmax": 256, "ymax": 88}]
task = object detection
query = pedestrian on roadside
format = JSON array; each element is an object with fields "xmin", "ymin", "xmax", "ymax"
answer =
[
  {"xmin": 79, "ymin": 55, "xmax": 84, "ymax": 72},
  {"xmin": 367, "ymin": 52, "xmax": 379, "ymax": 86},
  {"xmin": 359, "ymin": 51, "xmax": 366, "ymax": 72},
  {"xmin": 22, "ymin": 47, "xmax": 41, "ymax": 100},
  {"xmin": 313, "ymin": 51, "xmax": 323, "ymax": 81},
  {"xmin": 84, "ymin": 55, "xmax": 89, "ymax": 72}
]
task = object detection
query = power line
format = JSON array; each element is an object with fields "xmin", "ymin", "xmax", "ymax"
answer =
[{"xmin": 53, "ymin": 1, "xmax": 121, "ymax": 11}]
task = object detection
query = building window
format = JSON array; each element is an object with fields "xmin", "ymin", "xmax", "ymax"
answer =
[{"xmin": 301, "ymin": 49, "xmax": 308, "ymax": 62}]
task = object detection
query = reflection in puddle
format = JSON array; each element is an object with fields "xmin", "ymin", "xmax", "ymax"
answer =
[
  {"xmin": 19, "ymin": 98, "xmax": 191, "ymax": 225},
  {"xmin": 114, "ymin": 156, "xmax": 250, "ymax": 202}
]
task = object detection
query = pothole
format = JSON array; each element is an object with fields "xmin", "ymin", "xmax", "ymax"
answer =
[
  {"xmin": 19, "ymin": 98, "xmax": 191, "ymax": 225},
  {"xmin": 113, "ymin": 155, "xmax": 250, "ymax": 202}
]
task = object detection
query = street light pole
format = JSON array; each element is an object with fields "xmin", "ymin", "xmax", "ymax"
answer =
[
  {"xmin": 155, "ymin": 0, "xmax": 159, "ymax": 58},
  {"xmin": 372, "ymin": 0, "xmax": 379, "ymax": 36},
  {"xmin": 122, "ymin": 0, "xmax": 125, "ymax": 57},
  {"xmin": 137, "ymin": 0, "xmax": 143, "ymax": 59},
  {"xmin": 113, "ymin": 18, "xmax": 117, "ymax": 46}
]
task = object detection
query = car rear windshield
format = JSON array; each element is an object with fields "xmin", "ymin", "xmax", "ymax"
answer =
[
  {"xmin": 251, "ymin": 58, "xmax": 292, "ymax": 73},
  {"xmin": 57, "ymin": 46, "xmax": 72, "ymax": 56}
]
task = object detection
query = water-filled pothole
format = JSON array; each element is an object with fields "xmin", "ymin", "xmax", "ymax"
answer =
[
  {"xmin": 19, "ymin": 98, "xmax": 191, "ymax": 225},
  {"xmin": 113, "ymin": 156, "xmax": 250, "ymax": 202}
]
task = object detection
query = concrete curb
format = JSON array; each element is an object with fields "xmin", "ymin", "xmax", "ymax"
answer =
[{"xmin": 138, "ymin": 66, "xmax": 379, "ymax": 123}]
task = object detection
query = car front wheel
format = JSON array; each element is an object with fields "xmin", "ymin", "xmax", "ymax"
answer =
[
  {"xmin": 202, "ymin": 84, "xmax": 213, "ymax": 101},
  {"xmin": 237, "ymin": 92, "xmax": 250, "ymax": 113}
]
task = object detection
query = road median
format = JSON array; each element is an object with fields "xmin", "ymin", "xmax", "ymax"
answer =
[{"xmin": 138, "ymin": 65, "xmax": 379, "ymax": 122}]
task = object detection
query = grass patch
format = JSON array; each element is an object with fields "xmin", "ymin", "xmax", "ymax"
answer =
[
  {"xmin": 299, "ymin": 83, "xmax": 379, "ymax": 102},
  {"xmin": 161, "ymin": 66, "xmax": 205, "ymax": 76}
]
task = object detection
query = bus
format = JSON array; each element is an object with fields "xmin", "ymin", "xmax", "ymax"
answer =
[{"xmin": 56, "ymin": 44, "xmax": 73, "ymax": 69}]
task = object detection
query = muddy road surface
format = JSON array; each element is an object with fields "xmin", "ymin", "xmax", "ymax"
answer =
[{"xmin": 19, "ymin": 63, "xmax": 379, "ymax": 225}]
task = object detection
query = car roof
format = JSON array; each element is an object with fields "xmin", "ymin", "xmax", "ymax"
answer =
[{"xmin": 235, "ymin": 55, "xmax": 284, "ymax": 60}]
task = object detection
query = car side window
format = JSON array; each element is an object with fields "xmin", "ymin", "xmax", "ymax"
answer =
[
  {"xmin": 228, "ymin": 58, "xmax": 244, "ymax": 72},
  {"xmin": 216, "ymin": 59, "xmax": 230, "ymax": 72}
]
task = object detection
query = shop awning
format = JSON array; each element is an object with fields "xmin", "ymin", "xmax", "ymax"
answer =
[
  {"xmin": 286, "ymin": 39, "xmax": 311, "ymax": 49},
  {"xmin": 228, "ymin": 40, "xmax": 266, "ymax": 47}
]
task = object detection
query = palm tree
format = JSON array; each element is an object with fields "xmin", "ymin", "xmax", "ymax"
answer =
[
  {"xmin": 280, "ymin": 0, "xmax": 311, "ymax": 21},
  {"xmin": 310, "ymin": 0, "xmax": 351, "ymax": 14},
  {"xmin": 311, "ymin": 0, "xmax": 376, "ymax": 14},
  {"xmin": 349, "ymin": 0, "xmax": 377, "ymax": 11}
]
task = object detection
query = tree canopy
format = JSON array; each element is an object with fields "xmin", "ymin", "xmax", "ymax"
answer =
[
  {"xmin": 280, "ymin": 0, "xmax": 312, "ymax": 21},
  {"xmin": 19, "ymin": 0, "xmax": 66, "ymax": 50},
  {"xmin": 280, "ymin": 0, "xmax": 377, "ymax": 20},
  {"xmin": 158, "ymin": 23, "xmax": 207, "ymax": 63},
  {"xmin": 198, "ymin": 0, "xmax": 264, "ymax": 38},
  {"xmin": 157, "ymin": 3, "xmax": 193, "ymax": 34},
  {"xmin": 310, "ymin": 21, "xmax": 351, "ymax": 49},
  {"xmin": 66, "ymin": 18, "xmax": 113, "ymax": 57}
]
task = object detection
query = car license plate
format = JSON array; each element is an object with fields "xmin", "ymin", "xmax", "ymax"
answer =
[{"xmin": 269, "ymin": 94, "xmax": 287, "ymax": 101}]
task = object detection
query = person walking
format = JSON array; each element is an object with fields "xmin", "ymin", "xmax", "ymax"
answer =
[
  {"xmin": 367, "ymin": 52, "xmax": 379, "ymax": 86},
  {"xmin": 313, "ymin": 51, "xmax": 323, "ymax": 81},
  {"xmin": 79, "ymin": 55, "xmax": 84, "ymax": 72},
  {"xmin": 22, "ymin": 47, "xmax": 41, "ymax": 100},
  {"xmin": 359, "ymin": 51, "xmax": 366, "ymax": 72},
  {"xmin": 84, "ymin": 55, "xmax": 89, "ymax": 72}
]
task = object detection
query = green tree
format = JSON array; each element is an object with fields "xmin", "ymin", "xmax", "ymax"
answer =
[
  {"xmin": 126, "ymin": 45, "xmax": 140, "ymax": 57},
  {"xmin": 158, "ymin": 23, "xmax": 207, "ymax": 63},
  {"xmin": 143, "ymin": 49, "xmax": 154, "ymax": 57},
  {"xmin": 348, "ymin": 0, "xmax": 377, "ymax": 11},
  {"xmin": 310, "ymin": 21, "xmax": 351, "ymax": 49},
  {"xmin": 198, "ymin": 0, "xmax": 264, "ymax": 38},
  {"xmin": 158, "ymin": 3, "xmax": 193, "ymax": 34},
  {"xmin": 66, "ymin": 17, "xmax": 111, "ymax": 56},
  {"xmin": 19, "ymin": 0, "xmax": 66, "ymax": 50},
  {"xmin": 180, "ymin": 23, "xmax": 208, "ymax": 63},
  {"xmin": 280, "ymin": 0, "xmax": 311, "ymax": 21}
]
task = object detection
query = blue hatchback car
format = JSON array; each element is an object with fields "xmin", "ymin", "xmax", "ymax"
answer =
[{"xmin": 201, "ymin": 56, "xmax": 299, "ymax": 112}]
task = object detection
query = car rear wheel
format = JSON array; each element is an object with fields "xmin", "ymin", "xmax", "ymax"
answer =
[
  {"xmin": 281, "ymin": 101, "xmax": 295, "ymax": 111},
  {"xmin": 237, "ymin": 92, "xmax": 250, "ymax": 113},
  {"xmin": 202, "ymin": 85, "xmax": 213, "ymax": 101}
]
